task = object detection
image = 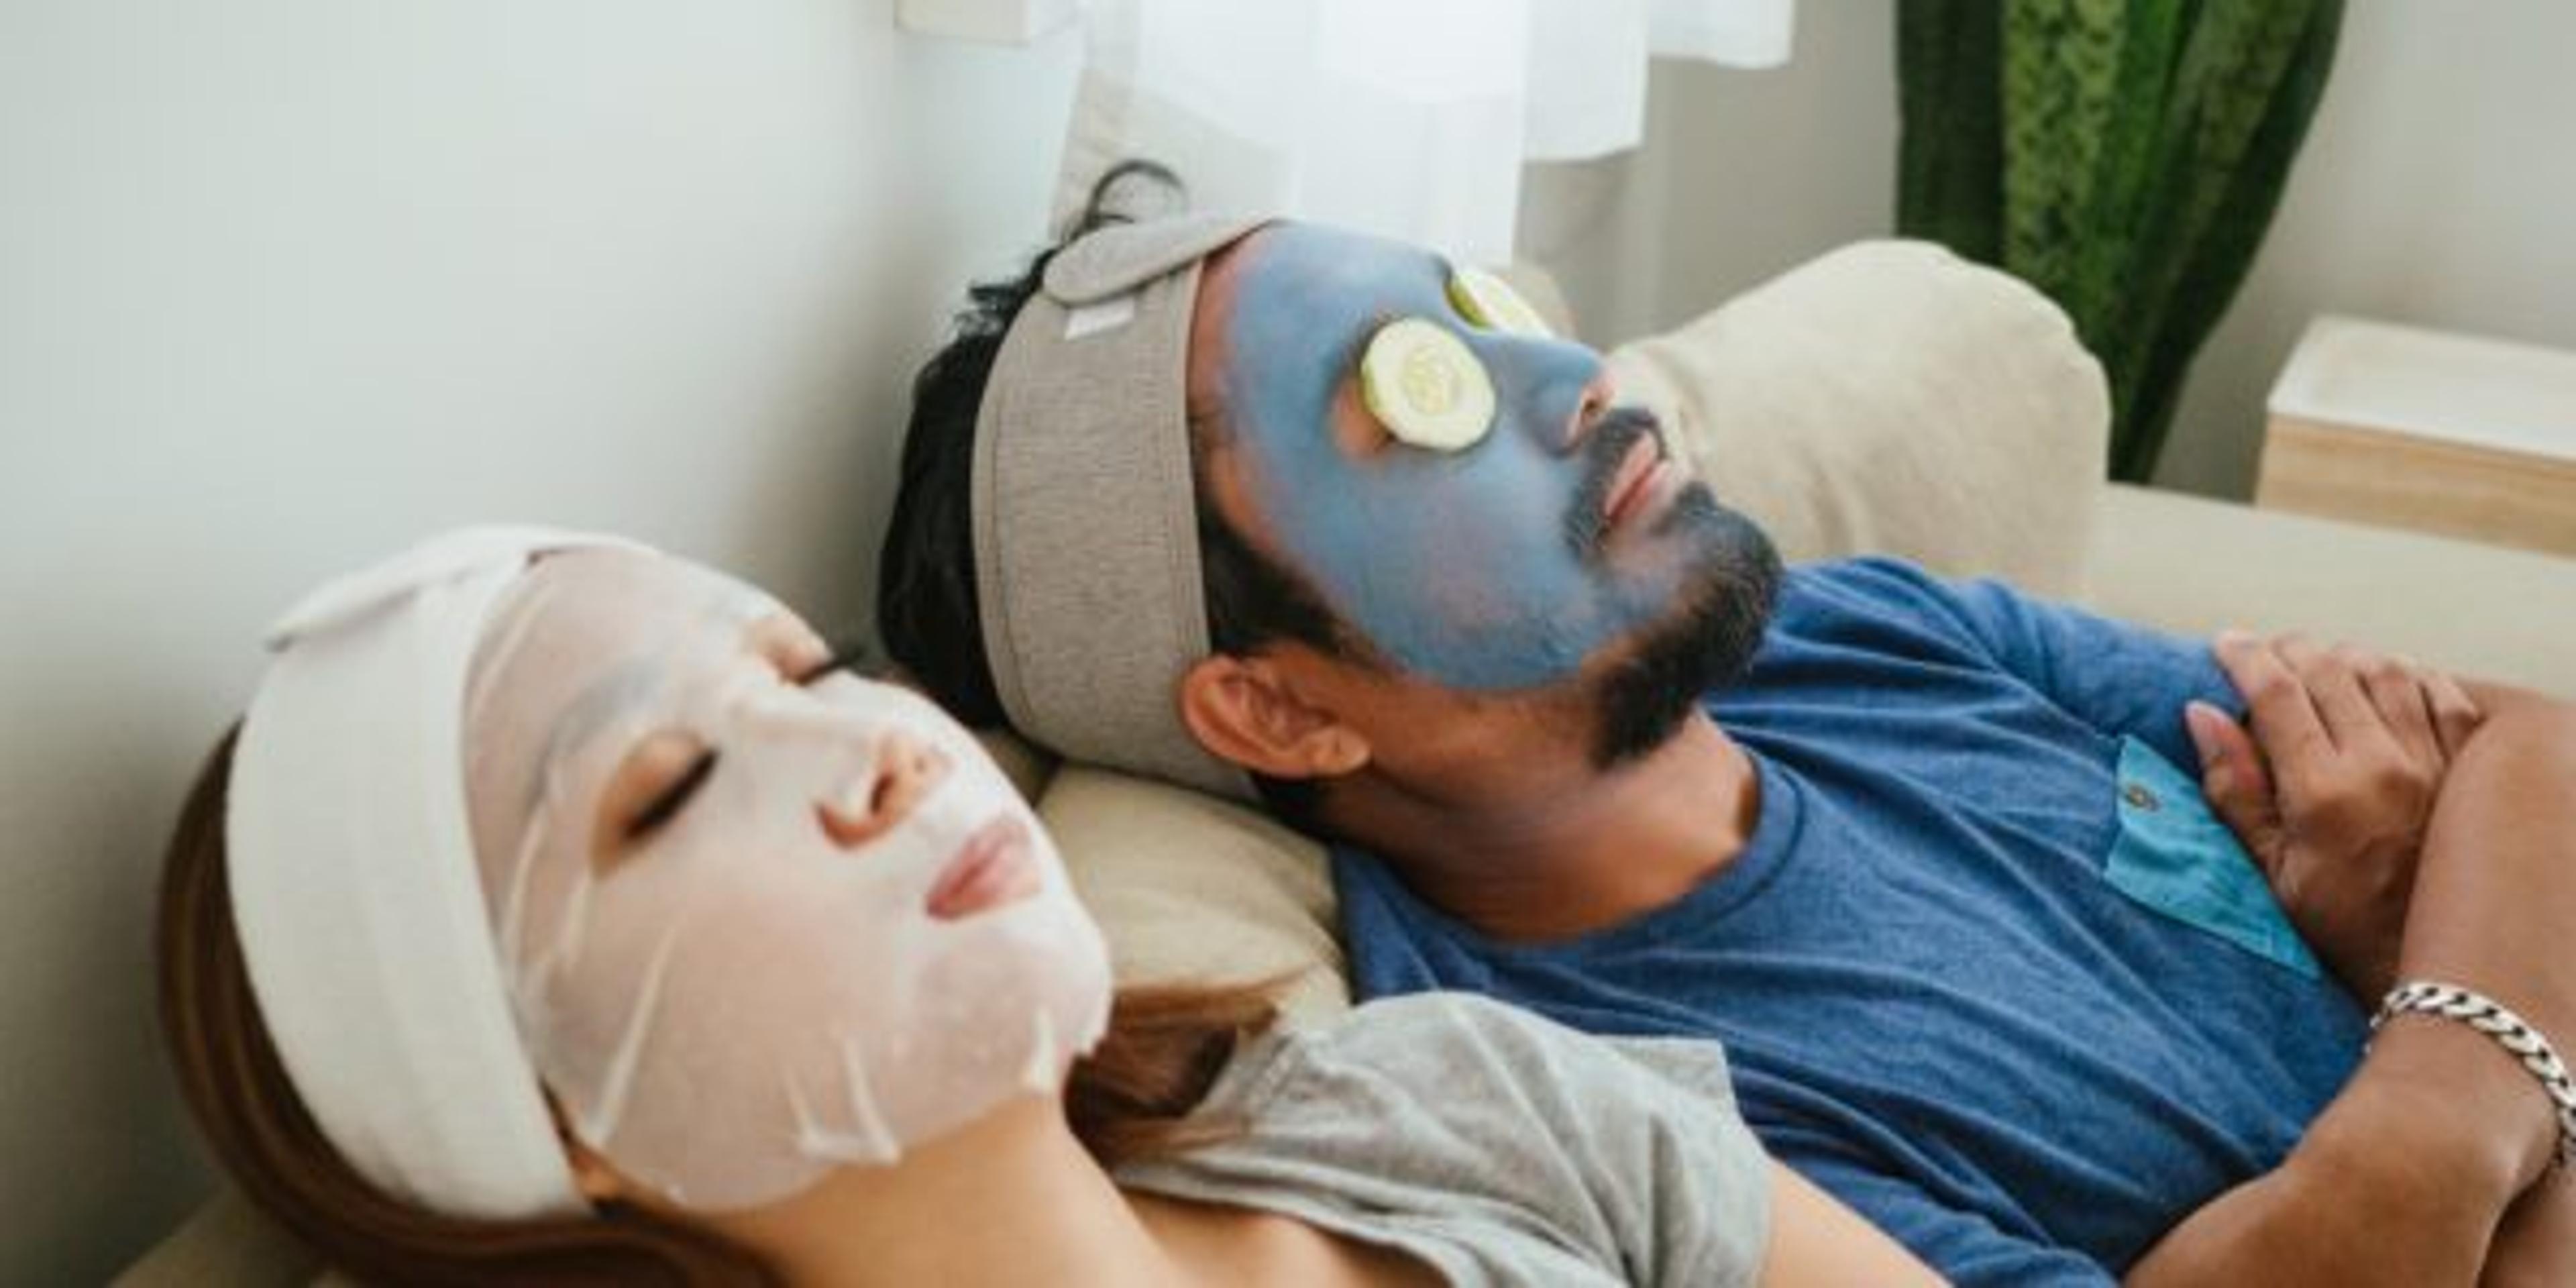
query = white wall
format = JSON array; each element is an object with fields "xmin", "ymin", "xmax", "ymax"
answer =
[
  {"xmin": 1521, "ymin": 1, "xmax": 1898, "ymax": 350},
  {"xmin": 0, "ymin": 3, "xmax": 1079, "ymax": 1281},
  {"xmin": 2157, "ymin": 1, "xmax": 2576, "ymax": 495}
]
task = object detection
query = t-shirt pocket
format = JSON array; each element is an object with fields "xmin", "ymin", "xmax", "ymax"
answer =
[{"xmin": 2101, "ymin": 736, "xmax": 2322, "ymax": 979}]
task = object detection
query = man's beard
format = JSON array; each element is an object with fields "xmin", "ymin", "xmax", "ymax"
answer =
[{"xmin": 1574, "ymin": 429, "xmax": 1784, "ymax": 770}]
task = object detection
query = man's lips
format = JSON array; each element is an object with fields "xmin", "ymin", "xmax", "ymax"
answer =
[
  {"xmin": 1564, "ymin": 404, "xmax": 1676, "ymax": 557},
  {"xmin": 925, "ymin": 814, "xmax": 1041, "ymax": 920},
  {"xmin": 1601, "ymin": 434, "xmax": 1672, "ymax": 531}
]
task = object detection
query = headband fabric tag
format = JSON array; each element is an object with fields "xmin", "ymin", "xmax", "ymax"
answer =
[{"xmin": 1065, "ymin": 294, "xmax": 1138, "ymax": 340}]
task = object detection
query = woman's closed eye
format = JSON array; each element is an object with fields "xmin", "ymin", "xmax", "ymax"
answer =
[
  {"xmin": 598, "ymin": 732, "xmax": 718, "ymax": 866},
  {"xmin": 594, "ymin": 646, "xmax": 872, "ymax": 865},
  {"xmin": 626, "ymin": 745, "xmax": 717, "ymax": 840}
]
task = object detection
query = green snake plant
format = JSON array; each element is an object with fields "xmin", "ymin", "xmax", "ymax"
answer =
[{"xmin": 1898, "ymin": 0, "xmax": 2345, "ymax": 482}]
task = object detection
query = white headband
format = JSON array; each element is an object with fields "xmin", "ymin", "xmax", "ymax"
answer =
[{"xmin": 226, "ymin": 526, "xmax": 643, "ymax": 1220}]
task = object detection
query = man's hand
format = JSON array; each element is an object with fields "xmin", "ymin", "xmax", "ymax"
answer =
[
  {"xmin": 2185, "ymin": 630, "xmax": 2483, "ymax": 1004},
  {"xmin": 2133, "ymin": 673, "xmax": 2573, "ymax": 1286}
]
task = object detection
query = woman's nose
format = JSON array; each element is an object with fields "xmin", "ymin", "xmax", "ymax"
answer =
[{"xmin": 815, "ymin": 729, "xmax": 950, "ymax": 849}]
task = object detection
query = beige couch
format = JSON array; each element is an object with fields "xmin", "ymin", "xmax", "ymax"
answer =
[{"xmin": 121, "ymin": 241, "xmax": 2576, "ymax": 1284}]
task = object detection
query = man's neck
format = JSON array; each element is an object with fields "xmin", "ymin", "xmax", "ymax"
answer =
[{"xmin": 1338, "ymin": 710, "xmax": 1760, "ymax": 943}]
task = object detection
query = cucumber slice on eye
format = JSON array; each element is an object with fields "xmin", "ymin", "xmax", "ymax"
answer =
[
  {"xmin": 1447, "ymin": 265, "xmax": 1554, "ymax": 339},
  {"xmin": 1360, "ymin": 318, "xmax": 1496, "ymax": 452}
]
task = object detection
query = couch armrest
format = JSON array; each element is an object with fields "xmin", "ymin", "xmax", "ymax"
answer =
[
  {"xmin": 1607, "ymin": 240, "xmax": 2110, "ymax": 597},
  {"xmin": 2081, "ymin": 484, "xmax": 2576, "ymax": 698}
]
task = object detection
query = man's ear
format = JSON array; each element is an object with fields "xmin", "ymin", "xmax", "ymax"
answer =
[{"xmin": 1178, "ymin": 653, "xmax": 1371, "ymax": 782}]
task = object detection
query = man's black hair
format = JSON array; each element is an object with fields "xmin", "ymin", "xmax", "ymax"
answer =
[{"xmin": 875, "ymin": 160, "xmax": 1344, "ymax": 824}]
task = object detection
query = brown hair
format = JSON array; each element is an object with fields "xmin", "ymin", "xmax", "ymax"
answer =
[{"xmin": 158, "ymin": 725, "xmax": 1279, "ymax": 1286}]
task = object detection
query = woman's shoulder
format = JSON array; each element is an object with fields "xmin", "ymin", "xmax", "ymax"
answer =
[
  {"xmin": 1233, "ymin": 990, "xmax": 1743, "ymax": 1120},
  {"xmin": 1138, "ymin": 990, "xmax": 1774, "ymax": 1287}
]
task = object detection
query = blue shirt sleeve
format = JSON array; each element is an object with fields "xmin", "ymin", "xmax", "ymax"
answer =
[
  {"xmin": 1794, "ymin": 1155, "xmax": 2117, "ymax": 1287},
  {"xmin": 1843, "ymin": 558, "xmax": 2239, "ymax": 774}
]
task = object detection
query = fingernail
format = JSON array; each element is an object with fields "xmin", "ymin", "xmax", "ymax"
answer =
[
  {"xmin": 2214, "ymin": 628, "xmax": 2248, "ymax": 649},
  {"xmin": 2184, "ymin": 701, "xmax": 2223, "ymax": 765}
]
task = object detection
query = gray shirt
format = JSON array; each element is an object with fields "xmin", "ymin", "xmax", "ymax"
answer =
[{"xmin": 1114, "ymin": 992, "xmax": 1772, "ymax": 1287}]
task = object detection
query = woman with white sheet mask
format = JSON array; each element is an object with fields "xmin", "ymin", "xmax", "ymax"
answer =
[
  {"xmin": 454, "ymin": 545, "xmax": 1117, "ymax": 1216},
  {"xmin": 157, "ymin": 530, "xmax": 1941, "ymax": 1286}
]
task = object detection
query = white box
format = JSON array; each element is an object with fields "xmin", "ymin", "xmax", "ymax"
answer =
[{"xmin": 2259, "ymin": 316, "xmax": 2576, "ymax": 557}]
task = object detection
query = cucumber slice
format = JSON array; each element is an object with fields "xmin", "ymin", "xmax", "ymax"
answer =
[
  {"xmin": 1360, "ymin": 318, "xmax": 1495, "ymax": 452},
  {"xmin": 1447, "ymin": 266, "xmax": 1554, "ymax": 338}
]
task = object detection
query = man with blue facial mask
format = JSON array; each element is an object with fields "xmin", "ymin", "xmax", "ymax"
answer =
[
  {"xmin": 880, "ymin": 165, "xmax": 2576, "ymax": 1285},
  {"xmin": 1186, "ymin": 222, "xmax": 1782, "ymax": 769}
]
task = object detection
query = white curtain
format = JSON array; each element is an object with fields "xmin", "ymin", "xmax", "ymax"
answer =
[{"xmin": 1053, "ymin": 0, "xmax": 1794, "ymax": 266}]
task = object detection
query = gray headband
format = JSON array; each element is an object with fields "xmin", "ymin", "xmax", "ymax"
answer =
[{"xmin": 971, "ymin": 212, "xmax": 1272, "ymax": 800}]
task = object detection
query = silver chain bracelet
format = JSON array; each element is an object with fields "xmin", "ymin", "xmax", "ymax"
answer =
[{"xmin": 2372, "ymin": 979, "xmax": 2576, "ymax": 1171}]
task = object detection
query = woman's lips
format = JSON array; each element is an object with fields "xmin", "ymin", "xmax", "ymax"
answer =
[{"xmin": 925, "ymin": 814, "xmax": 1042, "ymax": 921}]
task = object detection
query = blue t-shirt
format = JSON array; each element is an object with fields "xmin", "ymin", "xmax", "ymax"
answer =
[{"xmin": 1334, "ymin": 557, "xmax": 2369, "ymax": 1285}]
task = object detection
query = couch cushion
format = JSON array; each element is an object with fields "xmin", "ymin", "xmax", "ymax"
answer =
[
  {"xmin": 1610, "ymin": 239, "xmax": 2109, "ymax": 598},
  {"xmin": 2083, "ymin": 484, "xmax": 2575, "ymax": 698},
  {"xmin": 1044, "ymin": 765, "xmax": 1350, "ymax": 1019}
]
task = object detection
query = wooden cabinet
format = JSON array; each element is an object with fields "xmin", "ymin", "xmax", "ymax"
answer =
[{"xmin": 2257, "ymin": 317, "xmax": 2576, "ymax": 558}]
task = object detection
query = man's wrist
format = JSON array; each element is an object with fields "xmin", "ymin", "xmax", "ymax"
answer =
[{"xmin": 2311, "ymin": 1014, "xmax": 2562, "ymax": 1208}]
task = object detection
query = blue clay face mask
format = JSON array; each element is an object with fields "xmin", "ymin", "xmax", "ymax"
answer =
[{"xmin": 1206, "ymin": 223, "xmax": 1713, "ymax": 691}]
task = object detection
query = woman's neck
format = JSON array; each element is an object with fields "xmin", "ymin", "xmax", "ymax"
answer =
[{"xmin": 706, "ymin": 1095, "xmax": 1191, "ymax": 1288}]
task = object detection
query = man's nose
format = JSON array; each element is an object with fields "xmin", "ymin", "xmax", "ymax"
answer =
[
  {"xmin": 815, "ymin": 729, "xmax": 950, "ymax": 849},
  {"xmin": 1477, "ymin": 329, "xmax": 1615, "ymax": 453},
  {"xmin": 1561, "ymin": 365, "xmax": 1616, "ymax": 453}
]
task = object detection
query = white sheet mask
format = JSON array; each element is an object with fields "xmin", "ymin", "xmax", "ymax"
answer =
[{"xmin": 460, "ymin": 549, "xmax": 1112, "ymax": 1212}]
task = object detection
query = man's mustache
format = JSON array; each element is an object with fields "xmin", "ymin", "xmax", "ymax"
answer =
[{"xmin": 1565, "ymin": 405, "xmax": 1671, "ymax": 558}]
